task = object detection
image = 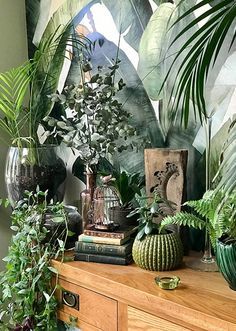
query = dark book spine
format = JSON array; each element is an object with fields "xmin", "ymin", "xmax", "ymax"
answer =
[
  {"xmin": 75, "ymin": 241, "xmax": 132, "ymax": 257},
  {"xmin": 74, "ymin": 253, "xmax": 132, "ymax": 265}
]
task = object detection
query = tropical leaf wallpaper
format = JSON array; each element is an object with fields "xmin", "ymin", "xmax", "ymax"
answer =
[{"xmin": 25, "ymin": 0, "xmax": 235, "ymax": 204}]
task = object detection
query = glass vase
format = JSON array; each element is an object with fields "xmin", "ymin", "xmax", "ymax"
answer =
[
  {"xmin": 5, "ymin": 145, "xmax": 67, "ymax": 206},
  {"xmin": 80, "ymin": 168, "xmax": 96, "ymax": 231}
]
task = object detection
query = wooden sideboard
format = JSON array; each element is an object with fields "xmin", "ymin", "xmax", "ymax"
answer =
[{"xmin": 52, "ymin": 256, "xmax": 236, "ymax": 331}]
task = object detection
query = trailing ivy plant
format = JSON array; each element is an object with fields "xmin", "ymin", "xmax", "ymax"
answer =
[{"xmin": 0, "ymin": 189, "xmax": 69, "ymax": 331}]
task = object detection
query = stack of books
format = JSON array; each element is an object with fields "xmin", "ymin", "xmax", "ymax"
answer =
[{"xmin": 74, "ymin": 226, "xmax": 137, "ymax": 265}]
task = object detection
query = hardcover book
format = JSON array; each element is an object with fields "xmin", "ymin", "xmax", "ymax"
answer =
[
  {"xmin": 83, "ymin": 225, "xmax": 138, "ymax": 239},
  {"xmin": 78, "ymin": 233, "xmax": 130, "ymax": 246},
  {"xmin": 75, "ymin": 240, "xmax": 133, "ymax": 257},
  {"xmin": 74, "ymin": 252, "xmax": 133, "ymax": 265}
]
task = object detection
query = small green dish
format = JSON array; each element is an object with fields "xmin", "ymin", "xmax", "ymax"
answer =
[{"xmin": 155, "ymin": 276, "xmax": 180, "ymax": 290}]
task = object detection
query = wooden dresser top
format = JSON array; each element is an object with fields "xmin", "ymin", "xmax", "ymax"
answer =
[{"xmin": 52, "ymin": 255, "xmax": 236, "ymax": 331}]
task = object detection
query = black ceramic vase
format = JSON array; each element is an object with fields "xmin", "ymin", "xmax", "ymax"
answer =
[{"xmin": 5, "ymin": 145, "xmax": 66, "ymax": 206}]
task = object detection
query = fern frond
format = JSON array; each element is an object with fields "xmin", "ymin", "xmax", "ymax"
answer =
[
  {"xmin": 184, "ymin": 199, "xmax": 212, "ymax": 219},
  {"xmin": 160, "ymin": 212, "xmax": 206, "ymax": 233},
  {"xmin": 184, "ymin": 190, "xmax": 223, "ymax": 221}
]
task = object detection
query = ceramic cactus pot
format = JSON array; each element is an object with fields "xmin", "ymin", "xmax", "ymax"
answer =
[
  {"xmin": 215, "ymin": 237, "xmax": 236, "ymax": 291},
  {"xmin": 132, "ymin": 231, "xmax": 183, "ymax": 271}
]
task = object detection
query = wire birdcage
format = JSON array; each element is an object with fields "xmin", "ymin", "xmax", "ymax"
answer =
[{"xmin": 92, "ymin": 180, "xmax": 120, "ymax": 231}]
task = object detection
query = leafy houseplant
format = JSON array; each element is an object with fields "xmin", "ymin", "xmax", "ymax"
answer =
[
  {"xmin": 129, "ymin": 191, "xmax": 183, "ymax": 271},
  {"xmin": 109, "ymin": 171, "xmax": 144, "ymax": 209},
  {"xmin": 159, "ymin": 0, "xmax": 236, "ymax": 268},
  {"xmin": 45, "ymin": 56, "xmax": 141, "ymax": 229},
  {"xmin": 45, "ymin": 58, "xmax": 139, "ymax": 169},
  {"xmin": 106, "ymin": 170, "xmax": 144, "ymax": 228},
  {"xmin": 0, "ymin": 23, "xmax": 80, "ymax": 148},
  {"xmin": 0, "ymin": 190, "xmax": 69, "ymax": 330},
  {"xmin": 161, "ymin": 190, "xmax": 236, "ymax": 289},
  {"xmin": 1, "ymin": 23, "xmax": 87, "ymax": 205}
]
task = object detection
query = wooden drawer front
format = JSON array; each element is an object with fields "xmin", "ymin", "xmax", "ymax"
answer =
[
  {"xmin": 127, "ymin": 306, "xmax": 190, "ymax": 331},
  {"xmin": 58, "ymin": 278, "xmax": 117, "ymax": 331},
  {"xmin": 58, "ymin": 311, "xmax": 102, "ymax": 331}
]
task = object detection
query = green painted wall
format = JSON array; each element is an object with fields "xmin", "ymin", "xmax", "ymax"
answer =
[{"xmin": 0, "ymin": 0, "xmax": 28, "ymax": 270}]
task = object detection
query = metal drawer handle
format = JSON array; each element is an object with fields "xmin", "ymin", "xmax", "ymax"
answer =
[{"xmin": 62, "ymin": 291, "xmax": 79, "ymax": 310}]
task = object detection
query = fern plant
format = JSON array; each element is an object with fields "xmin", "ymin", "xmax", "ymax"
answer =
[{"xmin": 160, "ymin": 190, "xmax": 236, "ymax": 247}]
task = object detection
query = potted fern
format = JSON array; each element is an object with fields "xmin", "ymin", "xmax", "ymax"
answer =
[
  {"xmin": 129, "ymin": 190, "xmax": 183, "ymax": 271},
  {"xmin": 161, "ymin": 190, "xmax": 236, "ymax": 290}
]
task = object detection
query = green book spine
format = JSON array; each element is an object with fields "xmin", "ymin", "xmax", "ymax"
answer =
[
  {"xmin": 74, "ymin": 252, "xmax": 133, "ymax": 265},
  {"xmin": 75, "ymin": 241, "xmax": 133, "ymax": 257}
]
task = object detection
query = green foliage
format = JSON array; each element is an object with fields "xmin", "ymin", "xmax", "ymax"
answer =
[
  {"xmin": 163, "ymin": 0, "xmax": 235, "ymax": 127},
  {"xmin": 215, "ymin": 119, "xmax": 236, "ymax": 195},
  {"xmin": 45, "ymin": 56, "xmax": 140, "ymax": 167},
  {"xmin": 160, "ymin": 212, "xmax": 206, "ymax": 232},
  {"xmin": 137, "ymin": 2, "xmax": 176, "ymax": 100},
  {"xmin": 0, "ymin": 190, "xmax": 69, "ymax": 330},
  {"xmin": 0, "ymin": 23, "xmax": 87, "ymax": 148},
  {"xmin": 161, "ymin": 189, "xmax": 236, "ymax": 247},
  {"xmin": 97, "ymin": 158, "xmax": 145, "ymax": 208},
  {"xmin": 108, "ymin": 171, "xmax": 144, "ymax": 208},
  {"xmin": 128, "ymin": 190, "xmax": 176, "ymax": 240}
]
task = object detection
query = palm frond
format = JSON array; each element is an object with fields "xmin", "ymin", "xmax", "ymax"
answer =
[
  {"xmin": 162, "ymin": 0, "xmax": 236, "ymax": 127},
  {"xmin": 0, "ymin": 63, "xmax": 32, "ymax": 143},
  {"xmin": 29, "ymin": 23, "xmax": 89, "ymax": 141},
  {"xmin": 0, "ymin": 64, "xmax": 31, "ymax": 118}
]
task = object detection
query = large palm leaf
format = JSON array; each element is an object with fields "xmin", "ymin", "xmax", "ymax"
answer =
[
  {"xmin": 29, "ymin": 23, "xmax": 75, "ymax": 142},
  {"xmin": 163, "ymin": 0, "xmax": 236, "ymax": 194},
  {"xmin": 0, "ymin": 20, "xmax": 87, "ymax": 147},
  {"xmin": 163, "ymin": 0, "xmax": 236, "ymax": 127},
  {"xmin": 0, "ymin": 62, "xmax": 32, "ymax": 145}
]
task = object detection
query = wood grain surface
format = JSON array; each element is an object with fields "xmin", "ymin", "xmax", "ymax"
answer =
[{"xmin": 53, "ymin": 254, "xmax": 236, "ymax": 331}]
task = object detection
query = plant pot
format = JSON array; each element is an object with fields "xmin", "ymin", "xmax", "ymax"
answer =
[
  {"xmin": 5, "ymin": 145, "xmax": 66, "ymax": 206},
  {"xmin": 109, "ymin": 206, "xmax": 137, "ymax": 229},
  {"xmin": 215, "ymin": 236, "xmax": 236, "ymax": 291},
  {"xmin": 132, "ymin": 231, "xmax": 183, "ymax": 271},
  {"xmin": 44, "ymin": 205, "xmax": 82, "ymax": 249}
]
